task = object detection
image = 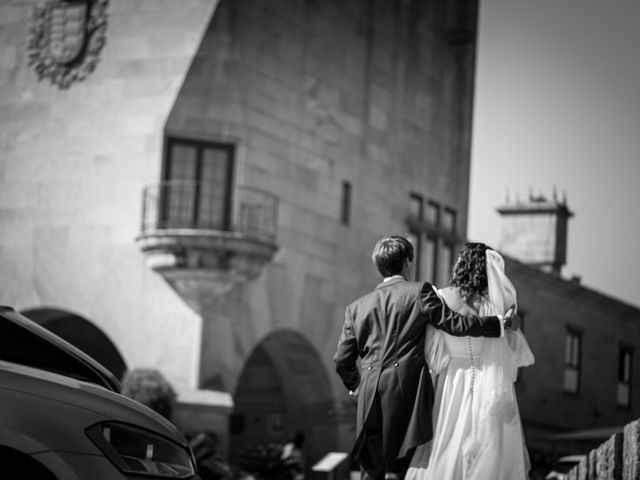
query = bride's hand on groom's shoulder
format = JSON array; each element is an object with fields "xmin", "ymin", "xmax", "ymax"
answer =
[{"xmin": 504, "ymin": 305, "xmax": 521, "ymax": 330}]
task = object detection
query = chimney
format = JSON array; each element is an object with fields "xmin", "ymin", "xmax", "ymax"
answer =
[{"xmin": 497, "ymin": 189, "xmax": 574, "ymax": 275}]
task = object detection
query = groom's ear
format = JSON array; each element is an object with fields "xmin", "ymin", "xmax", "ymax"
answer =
[{"xmin": 404, "ymin": 259, "xmax": 414, "ymax": 278}]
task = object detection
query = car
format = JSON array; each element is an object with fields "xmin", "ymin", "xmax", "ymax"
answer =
[{"xmin": 0, "ymin": 305, "xmax": 200, "ymax": 479}]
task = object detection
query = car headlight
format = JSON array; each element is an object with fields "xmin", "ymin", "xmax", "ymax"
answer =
[{"xmin": 86, "ymin": 422, "xmax": 196, "ymax": 478}]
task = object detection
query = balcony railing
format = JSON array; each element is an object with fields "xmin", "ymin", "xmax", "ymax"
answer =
[{"xmin": 140, "ymin": 181, "xmax": 278, "ymax": 243}]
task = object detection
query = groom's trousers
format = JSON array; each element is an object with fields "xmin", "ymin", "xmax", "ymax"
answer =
[
  {"xmin": 359, "ymin": 392, "xmax": 412, "ymax": 480},
  {"xmin": 359, "ymin": 391, "xmax": 385, "ymax": 480}
]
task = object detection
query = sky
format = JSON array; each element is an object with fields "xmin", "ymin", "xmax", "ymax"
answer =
[{"xmin": 468, "ymin": 0, "xmax": 640, "ymax": 308}]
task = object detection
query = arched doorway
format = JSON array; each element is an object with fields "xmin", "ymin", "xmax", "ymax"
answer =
[
  {"xmin": 230, "ymin": 329, "xmax": 338, "ymax": 471},
  {"xmin": 20, "ymin": 307, "xmax": 127, "ymax": 380}
]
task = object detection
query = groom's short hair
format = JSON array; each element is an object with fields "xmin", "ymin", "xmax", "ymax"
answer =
[{"xmin": 372, "ymin": 235, "xmax": 414, "ymax": 277}]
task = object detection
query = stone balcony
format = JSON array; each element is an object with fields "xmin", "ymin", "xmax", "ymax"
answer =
[{"xmin": 136, "ymin": 182, "xmax": 279, "ymax": 304}]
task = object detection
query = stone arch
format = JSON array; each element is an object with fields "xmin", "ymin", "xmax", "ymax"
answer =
[
  {"xmin": 19, "ymin": 307, "xmax": 127, "ymax": 380},
  {"xmin": 230, "ymin": 329, "xmax": 338, "ymax": 470}
]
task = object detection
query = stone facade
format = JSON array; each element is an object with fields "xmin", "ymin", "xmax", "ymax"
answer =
[
  {"xmin": 0, "ymin": 0, "xmax": 220, "ymax": 391},
  {"xmin": 498, "ymin": 194, "xmax": 573, "ymax": 274},
  {"xmin": 0, "ymin": 0, "xmax": 478, "ymax": 463}
]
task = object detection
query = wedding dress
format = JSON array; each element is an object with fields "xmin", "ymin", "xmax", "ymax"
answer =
[{"xmin": 405, "ymin": 250, "xmax": 535, "ymax": 480}]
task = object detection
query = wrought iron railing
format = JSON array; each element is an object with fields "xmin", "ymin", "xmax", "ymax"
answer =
[{"xmin": 140, "ymin": 181, "xmax": 278, "ymax": 243}]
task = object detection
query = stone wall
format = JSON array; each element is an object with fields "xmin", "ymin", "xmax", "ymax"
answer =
[
  {"xmin": 162, "ymin": 0, "xmax": 478, "ymax": 396},
  {"xmin": 0, "ymin": 0, "xmax": 480, "ymax": 458},
  {"xmin": 0, "ymin": 0, "xmax": 219, "ymax": 391},
  {"xmin": 563, "ymin": 418, "xmax": 640, "ymax": 480}
]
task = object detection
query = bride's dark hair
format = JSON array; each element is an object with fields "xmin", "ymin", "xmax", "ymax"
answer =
[{"xmin": 449, "ymin": 242, "xmax": 492, "ymax": 304}]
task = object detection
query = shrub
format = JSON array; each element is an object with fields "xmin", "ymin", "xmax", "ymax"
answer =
[{"xmin": 121, "ymin": 368, "xmax": 176, "ymax": 421}]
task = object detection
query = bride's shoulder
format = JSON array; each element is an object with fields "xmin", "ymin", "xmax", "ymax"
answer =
[
  {"xmin": 439, "ymin": 287, "xmax": 479, "ymax": 315},
  {"xmin": 438, "ymin": 287, "xmax": 465, "ymax": 309}
]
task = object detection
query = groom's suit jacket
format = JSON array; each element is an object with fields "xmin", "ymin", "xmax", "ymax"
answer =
[{"xmin": 334, "ymin": 277, "xmax": 502, "ymax": 467}]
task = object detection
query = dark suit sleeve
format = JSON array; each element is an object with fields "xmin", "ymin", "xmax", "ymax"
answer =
[
  {"xmin": 419, "ymin": 282, "xmax": 502, "ymax": 337},
  {"xmin": 333, "ymin": 305, "xmax": 360, "ymax": 391}
]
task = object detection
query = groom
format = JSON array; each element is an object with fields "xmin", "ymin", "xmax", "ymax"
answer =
[{"xmin": 334, "ymin": 235, "xmax": 519, "ymax": 480}]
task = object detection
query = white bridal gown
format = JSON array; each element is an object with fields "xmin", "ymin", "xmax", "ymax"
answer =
[{"xmin": 405, "ymin": 291, "xmax": 535, "ymax": 480}]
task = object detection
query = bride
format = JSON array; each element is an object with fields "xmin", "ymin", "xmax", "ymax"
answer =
[{"xmin": 405, "ymin": 243, "xmax": 535, "ymax": 480}]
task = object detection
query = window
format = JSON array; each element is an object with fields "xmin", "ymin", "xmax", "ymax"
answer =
[
  {"xmin": 407, "ymin": 195, "xmax": 458, "ymax": 285},
  {"xmin": 162, "ymin": 137, "xmax": 234, "ymax": 230},
  {"xmin": 563, "ymin": 330, "xmax": 581, "ymax": 394},
  {"xmin": 421, "ymin": 235, "xmax": 437, "ymax": 283},
  {"xmin": 438, "ymin": 242, "xmax": 454, "ymax": 286},
  {"xmin": 439, "ymin": 208, "xmax": 457, "ymax": 285},
  {"xmin": 426, "ymin": 200, "xmax": 440, "ymax": 226},
  {"xmin": 618, "ymin": 347, "xmax": 633, "ymax": 408},
  {"xmin": 442, "ymin": 207, "xmax": 456, "ymax": 234},
  {"xmin": 341, "ymin": 181, "xmax": 352, "ymax": 225},
  {"xmin": 409, "ymin": 193, "xmax": 424, "ymax": 220},
  {"xmin": 407, "ymin": 194, "xmax": 424, "ymax": 281}
]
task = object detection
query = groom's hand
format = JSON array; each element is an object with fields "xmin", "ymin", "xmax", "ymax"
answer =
[{"xmin": 504, "ymin": 305, "xmax": 521, "ymax": 330}]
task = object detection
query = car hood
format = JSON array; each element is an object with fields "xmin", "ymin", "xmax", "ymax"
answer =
[{"xmin": 0, "ymin": 359, "xmax": 185, "ymax": 442}]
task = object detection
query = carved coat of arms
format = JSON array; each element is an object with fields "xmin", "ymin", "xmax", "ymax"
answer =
[{"xmin": 27, "ymin": 0, "xmax": 109, "ymax": 89}]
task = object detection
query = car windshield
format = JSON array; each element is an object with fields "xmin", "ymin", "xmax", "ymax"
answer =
[{"xmin": 0, "ymin": 308, "xmax": 120, "ymax": 392}]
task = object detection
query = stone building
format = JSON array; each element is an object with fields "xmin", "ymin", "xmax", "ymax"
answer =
[
  {"xmin": 0, "ymin": 0, "xmax": 479, "ymax": 466},
  {"xmin": 496, "ymin": 193, "xmax": 640, "ymax": 468}
]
